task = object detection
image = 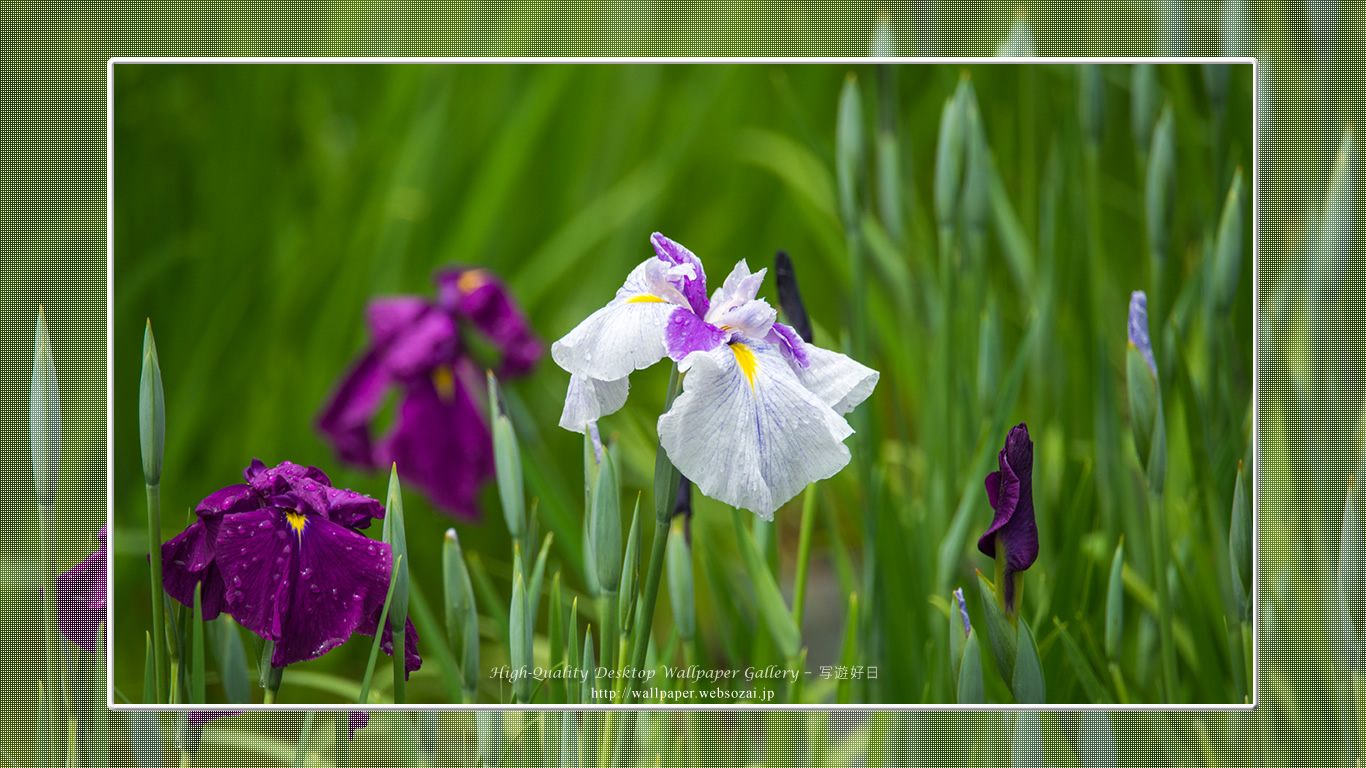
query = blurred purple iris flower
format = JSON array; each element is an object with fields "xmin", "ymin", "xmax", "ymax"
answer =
[
  {"xmin": 161, "ymin": 459, "xmax": 420, "ymax": 676},
  {"xmin": 56, "ymin": 526, "xmax": 106, "ymax": 655},
  {"xmin": 978, "ymin": 423, "xmax": 1038, "ymax": 614},
  {"xmin": 182, "ymin": 711, "xmax": 367, "ymax": 754},
  {"xmin": 318, "ymin": 268, "xmax": 542, "ymax": 519}
]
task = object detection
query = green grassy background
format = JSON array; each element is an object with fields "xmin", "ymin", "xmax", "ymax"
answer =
[
  {"xmin": 1, "ymin": 0, "xmax": 1361, "ymax": 762},
  {"xmin": 109, "ymin": 60, "xmax": 1253, "ymax": 708}
]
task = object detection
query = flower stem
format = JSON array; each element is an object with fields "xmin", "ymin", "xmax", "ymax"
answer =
[
  {"xmin": 623, "ymin": 365, "xmax": 683, "ymax": 703},
  {"xmin": 1149, "ymin": 486, "xmax": 1177, "ymax": 701},
  {"xmin": 179, "ymin": 749, "xmax": 192, "ymax": 768},
  {"xmin": 146, "ymin": 483, "xmax": 168, "ymax": 703},
  {"xmin": 597, "ymin": 592, "xmax": 617, "ymax": 676},
  {"xmin": 625, "ymin": 519, "xmax": 670, "ymax": 703},
  {"xmin": 261, "ymin": 650, "xmax": 283, "ymax": 705},
  {"xmin": 791, "ymin": 485, "xmax": 818, "ymax": 632},
  {"xmin": 38, "ymin": 500, "xmax": 65, "ymax": 758}
]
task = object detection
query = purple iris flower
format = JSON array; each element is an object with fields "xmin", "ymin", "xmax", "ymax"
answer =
[
  {"xmin": 161, "ymin": 459, "xmax": 421, "ymax": 676},
  {"xmin": 318, "ymin": 268, "xmax": 542, "ymax": 519},
  {"xmin": 1128, "ymin": 291, "xmax": 1157, "ymax": 377},
  {"xmin": 56, "ymin": 526, "xmax": 106, "ymax": 655},
  {"xmin": 977, "ymin": 423, "xmax": 1038, "ymax": 614}
]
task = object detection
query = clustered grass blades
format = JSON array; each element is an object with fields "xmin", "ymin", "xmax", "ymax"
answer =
[{"xmin": 86, "ymin": 54, "xmax": 1258, "ymax": 768}]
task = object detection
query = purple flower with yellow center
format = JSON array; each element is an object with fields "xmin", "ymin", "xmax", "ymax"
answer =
[
  {"xmin": 978, "ymin": 423, "xmax": 1038, "ymax": 615},
  {"xmin": 56, "ymin": 526, "xmax": 106, "ymax": 655},
  {"xmin": 161, "ymin": 459, "xmax": 420, "ymax": 676},
  {"xmin": 552, "ymin": 234, "xmax": 879, "ymax": 519},
  {"xmin": 318, "ymin": 268, "xmax": 542, "ymax": 519}
]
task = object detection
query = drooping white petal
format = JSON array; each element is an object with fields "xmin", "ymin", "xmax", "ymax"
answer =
[
  {"xmin": 658, "ymin": 339, "xmax": 855, "ymax": 520},
  {"xmin": 559, "ymin": 374, "xmax": 629, "ymax": 433},
  {"xmin": 551, "ymin": 258, "xmax": 687, "ymax": 382},
  {"xmin": 797, "ymin": 344, "xmax": 880, "ymax": 415}
]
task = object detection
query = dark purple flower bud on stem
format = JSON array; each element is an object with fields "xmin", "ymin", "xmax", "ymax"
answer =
[
  {"xmin": 674, "ymin": 474, "xmax": 693, "ymax": 545},
  {"xmin": 978, "ymin": 423, "xmax": 1037, "ymax": 617},
  {"xmin": 774, "ymin": 250, "xmax": 814, "ymax": 344}
]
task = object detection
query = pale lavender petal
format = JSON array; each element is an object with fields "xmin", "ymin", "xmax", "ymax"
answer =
[{"xmin": 559, "ymin": 374, "xmax": 629, "ymax": 434}]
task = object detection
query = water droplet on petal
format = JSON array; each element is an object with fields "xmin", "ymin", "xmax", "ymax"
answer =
[{"xmin": 301, "ymin": 567, "xmax": 313, "ymax": 580}]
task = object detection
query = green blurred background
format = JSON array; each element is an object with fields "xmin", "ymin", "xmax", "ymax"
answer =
[{"xmin": 111, "ymin": 62, "xmax": 1252, "ymax": 707}]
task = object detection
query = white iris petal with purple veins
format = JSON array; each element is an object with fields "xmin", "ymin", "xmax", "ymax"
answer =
[{"xmin": 552, "ymin": 233, "xmax": 879, "ymax": 519}]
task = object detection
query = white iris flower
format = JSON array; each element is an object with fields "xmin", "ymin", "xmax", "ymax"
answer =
[{"xmin": 552, "ymin": 233, "xmax": 878, "ymax": 519}]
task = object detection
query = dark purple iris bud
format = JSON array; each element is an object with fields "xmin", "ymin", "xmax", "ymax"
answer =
[
  {"xmin": 56, "ymin": 526, "xmax": 106, "ymax": 655},
  {"xmin": 674, "ymin": 475, "xmax": 693, "ymax": 545},
  {"xmin": 774, "ymin": 250, "xmax": 814, "ymax": 344},
  {"xmin": 977, "ymin": 423, "xmax": 1038, "ymax": 615},
  {"xmin": 161, "ymin": 460, "xmax": 421, "ymax": 676},
  {"xmin": 349, "ymin": 711, "xmax": 370, "ymax": 740},
  {"xmin": 319, "ymin": 267, "xmax": 542, "ymax": 519}
]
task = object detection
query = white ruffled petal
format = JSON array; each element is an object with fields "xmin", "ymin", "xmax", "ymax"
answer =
[
  {"xmin": 659, "ymin": 340, "xmax": 855, "ymax": 520},
  {"xmin": 797, "ymin": 345, "xmax": 880, "ymax": 415},
  {"xmin": 559, "ymin": 374, "xmax": 629, "ymax": 433},
  {"xmin": 551, "ymin": 258, "xmax": 684, "ymax": 381}
]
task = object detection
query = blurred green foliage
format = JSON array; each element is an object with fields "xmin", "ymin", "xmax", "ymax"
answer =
[{"xmin": 110, "ymin": 61, "xmax": 1253, "ymax": 711}]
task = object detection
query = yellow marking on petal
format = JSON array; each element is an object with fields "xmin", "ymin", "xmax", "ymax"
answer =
[
  {"xmin": 627, "ymin": 295, "xmax": 668, "ymax": 304},
  {"xmin": 457, "ymin": 269, "xmax": 489, "ymax": 294},
  {"xmin": 731, "ymin": 343, "xmax": 758, "ymax": 391},
  {"xmin": 286, "ymin": 512, "xmax": 308, "ymax": 542},
  {"xmin": 433, "ymin": 366, "xmax": 455, "ymax": 402}
]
